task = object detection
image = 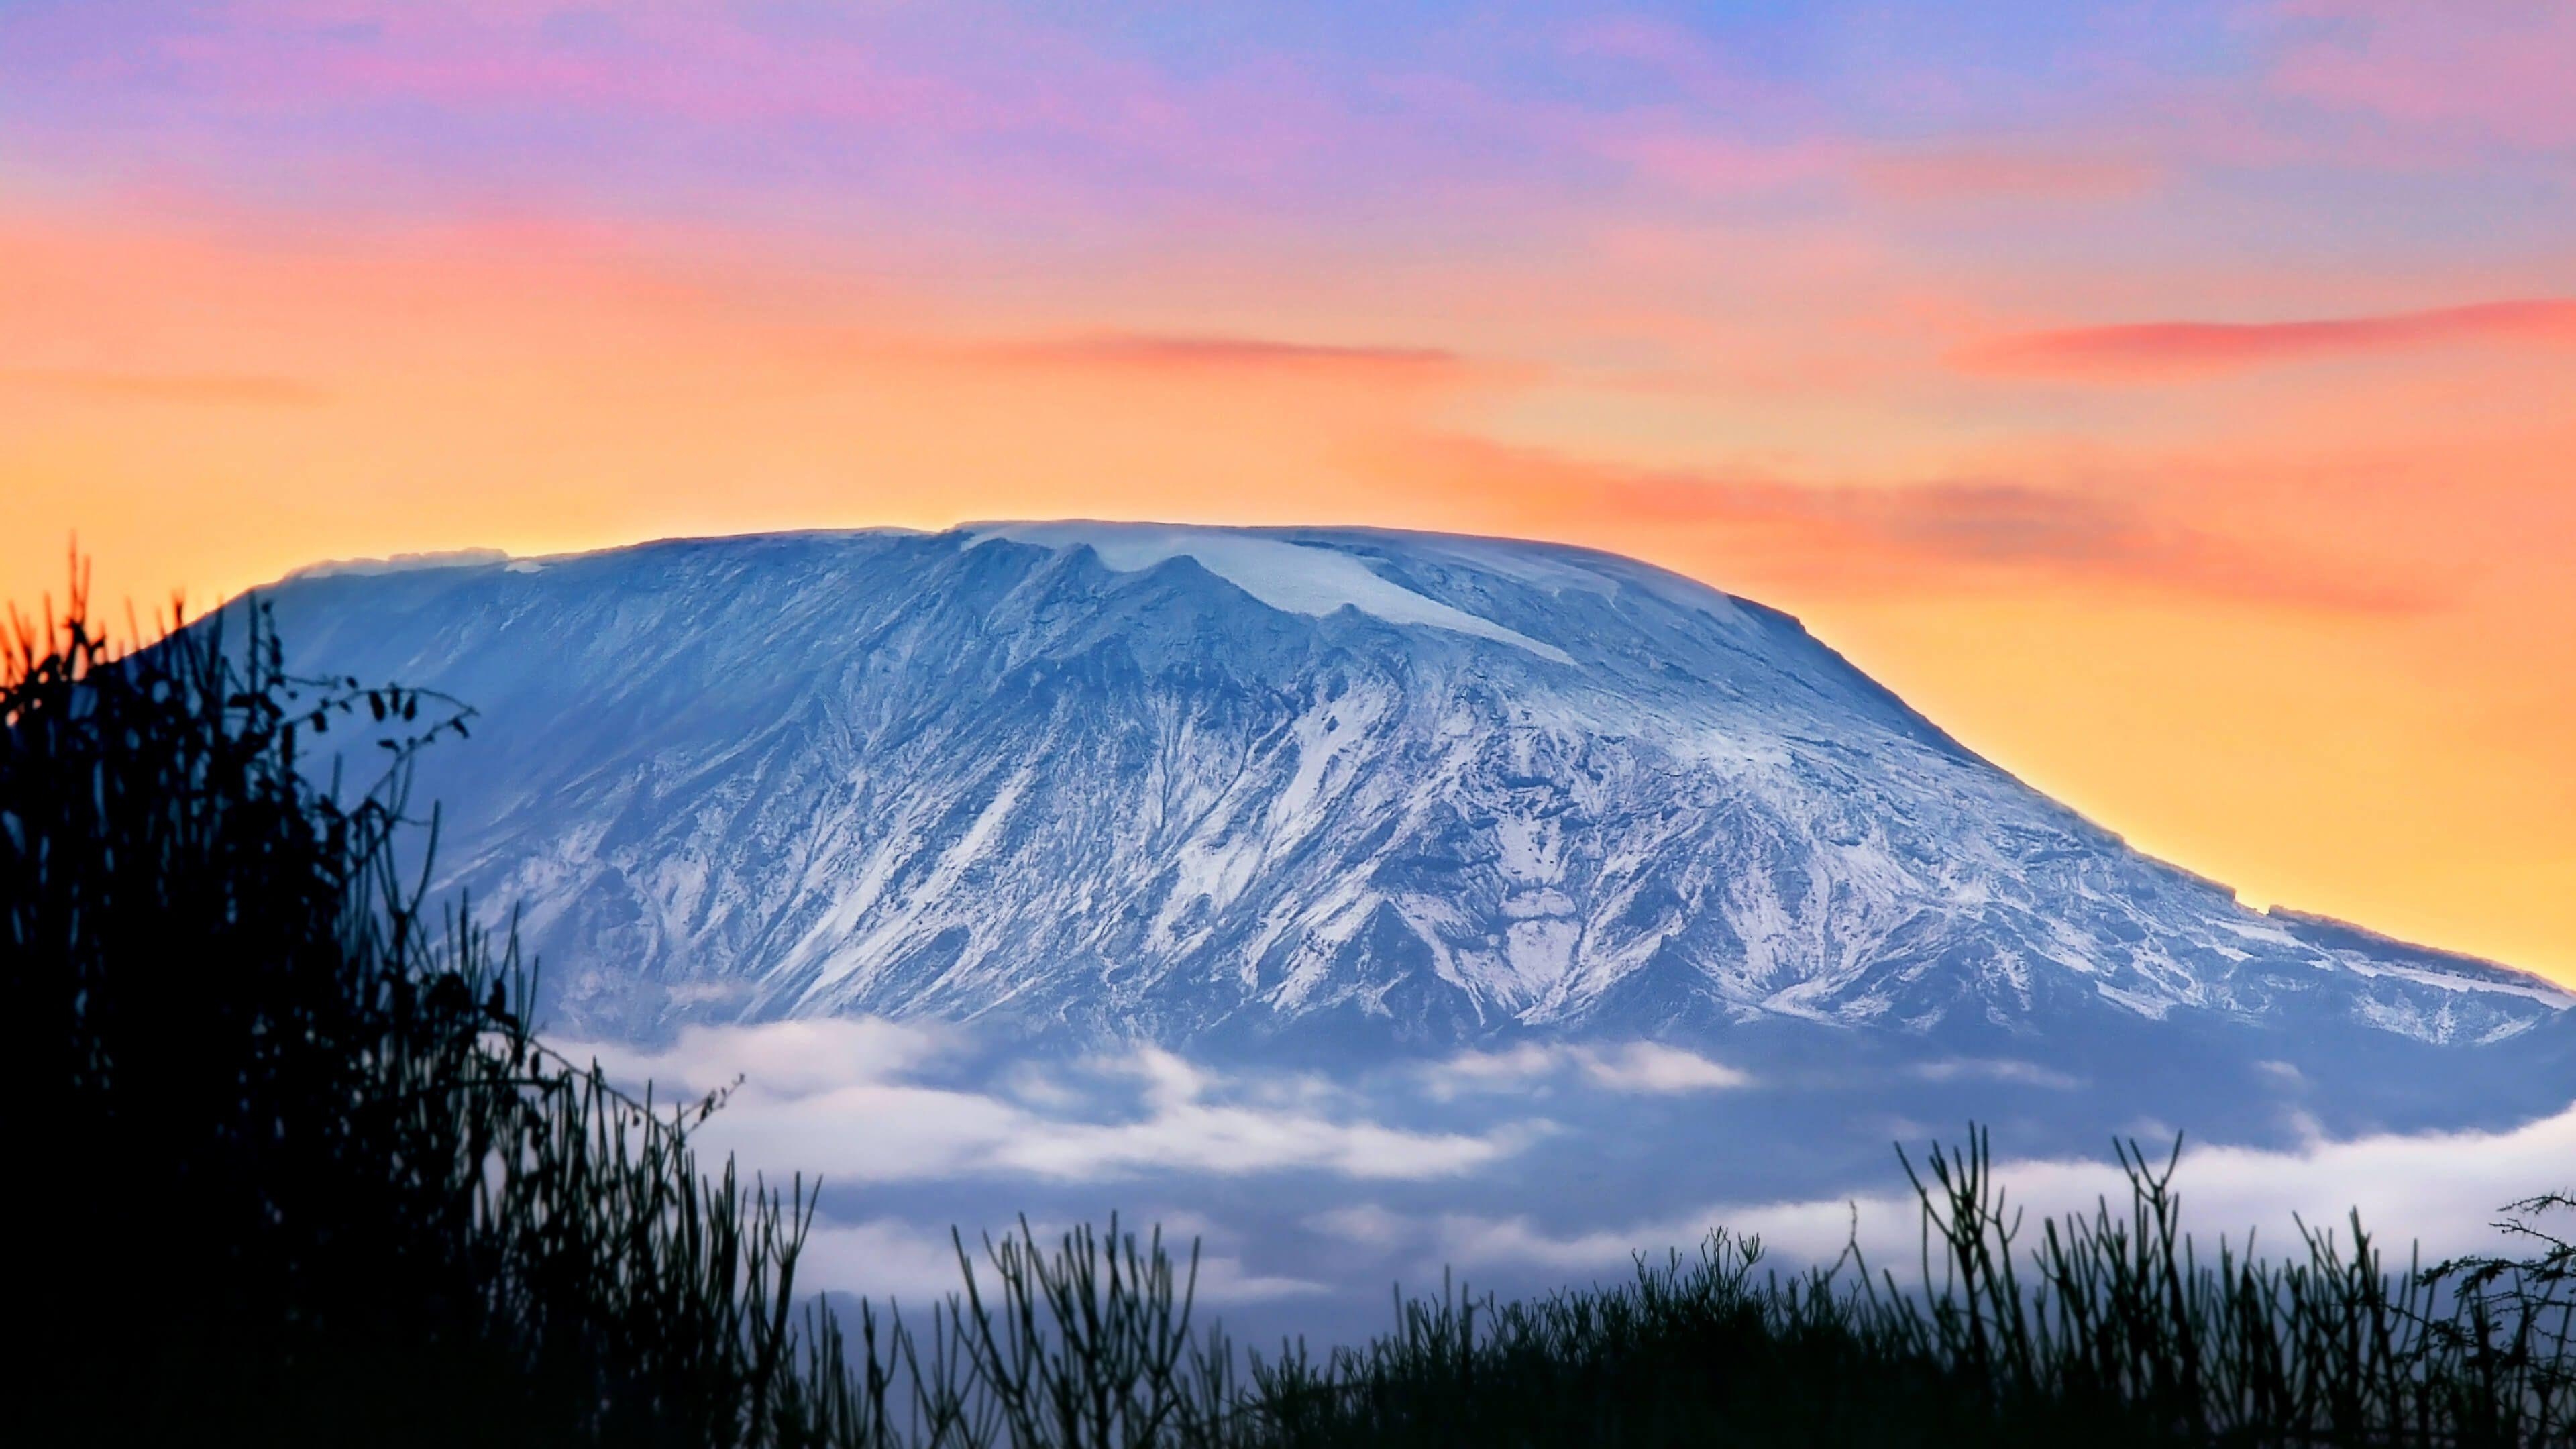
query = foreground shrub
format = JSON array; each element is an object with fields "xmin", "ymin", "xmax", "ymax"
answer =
[{"xmin": 6, "ymin": 570, "xmax": 864, "ymax": 1447}]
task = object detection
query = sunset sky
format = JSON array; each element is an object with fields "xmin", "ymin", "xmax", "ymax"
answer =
[{"xmin": 4, "ymin": 1, "xmax": 2571, "ymax": 983}]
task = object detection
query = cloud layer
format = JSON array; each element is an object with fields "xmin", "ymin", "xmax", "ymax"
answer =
[
  {"xmin": 1385, "ymin": 1102, "xmax": 2576, "ymax": 1282},
  {"xmin": 1422, "ymin": 1041, "xmax": 1751, "ymax": 1099},
  {"xmin": 572, "ymin": 1020, "xmax": 1544, "ymax": 1185},
  {"xmin": 1961, "ymin": 300, "xmax": 2576, "ymax": 380},
  {"xmin": 569, "ymin": 1020, "xmax": 2575, "ymax": 1320}
]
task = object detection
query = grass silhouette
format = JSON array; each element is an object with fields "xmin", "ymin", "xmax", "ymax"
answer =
[
  {"xmin": 9, "ymin": 566, "xmax": 861, "ymax": 1446},
  {"xmin": 7, "ymin": 563, "xmax": 2569, "ymax": 1446}
]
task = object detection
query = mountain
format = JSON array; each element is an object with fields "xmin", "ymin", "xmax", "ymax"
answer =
[{"xmin": 239, "ymin": 524, "xmax": 2571, "ymax": 1075}]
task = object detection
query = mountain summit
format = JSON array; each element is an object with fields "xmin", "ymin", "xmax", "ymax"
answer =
[{"xmin": 250, "ymin": 525, "xmax": 2568, "ymax": 1055}]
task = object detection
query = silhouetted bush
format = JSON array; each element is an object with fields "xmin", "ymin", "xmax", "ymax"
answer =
[
  {"xmin": 7, "ymin": 568, "xmax": 863, "ymax": 1447},
  {"xmin": 9, "ymin": 564, "xmax": 2568, "ymax": 1446}
]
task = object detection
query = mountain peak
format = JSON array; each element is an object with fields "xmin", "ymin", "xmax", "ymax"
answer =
[{"xmin": 240, "ymin": 523, "xmax": 2570, "ymax": 1056}]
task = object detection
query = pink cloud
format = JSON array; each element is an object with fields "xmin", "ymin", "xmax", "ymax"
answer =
[
  {"xmin": 1405, "ymin": 437, "xmax": 2432, "ymax": 614},
  {"xmin": 2271, "ymin": 0, "xmax": 2576, "ymax": 151},
  {"xmin": 115, "ymin": 0, "xmax": 1367, "ymax": 195},
  {"xmin": 1957, "ymin": 299, "xmax": 2576, "ymax": 379},
  {"xmin": 1559, "ymin": 15, "xmax": 1802, "ymax": 113},
  {"xmin": 1607, "ymin": 133, "xmax": 1843, "ymax": 194},
  {"xmin": 165, "ymin": 5, "xmax": 1090, "ymax": 131},
  {"xmin": 1855, "ymin": 147, "xmax": 2161, "ymax": 203},
  {"xmin": 992, "ymin": 332, "xmax": 1470, "ymax": 377}
]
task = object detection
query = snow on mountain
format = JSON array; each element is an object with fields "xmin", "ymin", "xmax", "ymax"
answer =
[{"xmin": 241, "ymin": 523, "xmax": 2572, "ymax": 1053}]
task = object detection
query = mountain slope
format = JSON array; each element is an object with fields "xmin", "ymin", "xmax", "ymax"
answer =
[{"xmin": 245, "ymin": 524, "xmax": 2570, "ymax": 1050}]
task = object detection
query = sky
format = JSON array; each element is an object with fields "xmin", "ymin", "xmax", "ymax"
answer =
[{"xmin": 3, "ymin": 1, "xmax": 2572, "ymax": 983}]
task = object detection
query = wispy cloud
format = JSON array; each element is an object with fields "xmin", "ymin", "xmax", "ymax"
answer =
[
  {"xmin": 1957, "ymin": 299, "xmax": 2576, "ymax": 380},
  {"xmin": 2270, "ymin": 0, "xmax": 2576, "ymax": 152},
  {"xmin": 1855, "ymin": 147, "xmax": 2159, "ymax": 203},
  {"xmin": 595, "ymin": 1016, "xmax": 951, "ymax": 1095},
  {"xmin": 1407, "ymin": 437, "xmax": 2432, "ymax": 614},
  {"xmin": 996, "ymin": 333, "xmax": 1468, "ymax": 376},
  {"xmin": 1578, "ymin": 1042, "xmax": 1752, "ymax": 1093},
  {"xmin": 571, "ymin": 1022, "xmax": 1540, "ymax": 1185},
  {"xmin": 1558, "ymin": 15, "xmax": 1796, "ymax": 112},
  {"xmin": 1911, "ymin": 1058, "xmax": 2084, "ymax": 1090},
  {"xmin": 1421, "ymin": 1041, "xmax": 1750, "ymax": 1100},
  {"xmin": 0, "ymin": 366, "xmax": 327, "ymax": 406},
  {"xmin": 1603, "ymin": 133, "xmax": 1841, "ymax": 195}
]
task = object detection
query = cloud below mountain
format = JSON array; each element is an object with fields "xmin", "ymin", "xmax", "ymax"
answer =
[
  {"xmin": 1421, "ymin": 1041, "xmax": 1751, "ymax": 1099},
  {"xmin": 1409, "ymin": 1100, "xmax": 2576, "ymax": 1280},
  {"xmin": 571, "ymin": 1020, "xmax": 1548, "ymax": 1185},
  {"xmin": 584, "ymin": 1019, "xmax": 2574, "ymax": 1320}
]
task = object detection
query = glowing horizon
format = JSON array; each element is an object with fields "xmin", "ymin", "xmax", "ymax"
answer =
[{"xmin": 5, "ymin": 1, "xmax": 2571, "ymax": 983}]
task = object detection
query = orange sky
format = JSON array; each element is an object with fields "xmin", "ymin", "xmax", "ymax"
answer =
[{"xmin": 4, "ymin": 1, "xmax": 2573, "ymax": 983}]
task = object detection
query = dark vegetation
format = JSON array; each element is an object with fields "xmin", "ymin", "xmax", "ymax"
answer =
[{"xmin": 8, "ymin": 566, "xmax": 2571, "ymax": 1446}]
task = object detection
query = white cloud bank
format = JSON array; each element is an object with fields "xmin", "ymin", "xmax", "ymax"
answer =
[
  {"xmin": 565, "ymin": 1020, "xmax": 1544, "ymax": 1185},
  {"xmin": 1406, "ymin": 1102, "xmax": 2576, "ymax": 1281},
  {"xmin": 1910, "ymin": 1058, "xmax": 2084, "ymax": 1090},
  {"xmin": 566, "ymin": 1022, "xmax": 1760, "ymax": 1185},
  {"xmin": 560, "ymin": 1020, "xmax": 2571, "ymax": 1311},
  {"xmin": 1421, "ymin": 1040, "xmax": 1750, "ymax": 1099}
]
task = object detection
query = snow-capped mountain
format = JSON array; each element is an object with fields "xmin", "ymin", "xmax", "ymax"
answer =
[{"xmin": 246, "ymin": 524, "xmax": 2571, "ymax": 1055}]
